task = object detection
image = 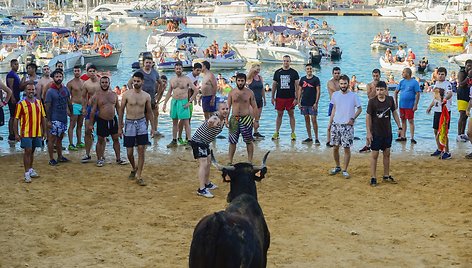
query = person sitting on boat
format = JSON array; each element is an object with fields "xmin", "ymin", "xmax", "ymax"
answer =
[
  {"xmin": 166, "ymin": 20, "xmax": 173, "ymax": 32},
  {"xmin": 308, "ymin": 36, "xmax": 318, "ymax": 47},
  {"xmin": 444, "ymin": 23, "xmax": 451, "ymax": 35},
  {"xmin": 394, "ymin": 45, "xmax": 406, "ymax": 62},
  {"xmin": 384, "ymin": 48, "xmax": 394, "ymax": 63},
  {"xmin": 221, "ymin": 42, "xmax": 230, "ymax": 55},
  {"xmin": 373, "ymin": 32, "xmax": 382, "ymax": 42},
  {"xmin": 451, "ymin": 25, "xmax": 458, "ymax": 35},
  {"xmin": 329, "ymin": 38, "xmax": 337, "ymax": 47},
  {"xmin": 208, "ymin": 49, "xmax": 216, "ymax": 59},
  {"xmin": 322, "ymin": 20, "xmax": 329, "ymax": 29},
  {"xmin": 278, "ymin": 33, "xmax": 287, "ymax": 47},
  {"xmin": 406, "ymin": 48, "xmax": 416, "ymax": 67},
  {"xmin": 463, "ymin": 18, "xmax": 469, "ymax": 35},
  {"xmin": 35, "ymin": 44, "xmax": 44, "ymax": 55}
]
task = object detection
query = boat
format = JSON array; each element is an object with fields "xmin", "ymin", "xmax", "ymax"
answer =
[
  {"xmin": 448, "ymin": 53, "xmax": 472, "ymax": 67},
  {"xmin": 74, "ymin": 3, "xmax": 146, "ymax": 26},
  {"xmin": 370, "ymin": 38, "xmax": 408, "ymax": 50},
  {"xmin": 0, "ymin": 48, "xmax": 26, "ymax": 73},
  {"xmin": 186, "ymin": 1, "xmax": 258, "ymax": 25},
  {"xmin": 81, "ymin": 46, "xmax": 122, "ymax": 67},
  {"xmin": 379, "ymin": 57, "xmax": 435, "ymax": 73},
  {"xmin": 376, "ymin": 6, "xmax": 404, "ymax": 17},
  {"xmin": 193, "ymin": 51, "xmax": 247, "ymax": 70},
  {"xmin": 427, "ymin": 22, "xmax": 467, "ymax": 48},
  {"xmin": 146, "ymin": 31, "xmax": 205, "ymax": 54}
]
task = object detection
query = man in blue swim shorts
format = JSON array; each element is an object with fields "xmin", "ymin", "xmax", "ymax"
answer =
[
  {"xmin": 199, "ymin": 61, "xmax": 217, "ymax": 120},
  {"xmin": 66, "ymin": 65, "xmax": 85, "ymax": 151}
]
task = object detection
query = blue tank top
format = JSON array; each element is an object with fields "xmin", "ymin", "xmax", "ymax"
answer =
[{"xmin": 248, "ymin": 76, "xmax": 263, "ymax": 101}]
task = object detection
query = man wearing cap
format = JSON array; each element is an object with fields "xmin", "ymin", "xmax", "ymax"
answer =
[{"xmin": 406, "ymin": 48, "xmax": 416, "ymax": 67}]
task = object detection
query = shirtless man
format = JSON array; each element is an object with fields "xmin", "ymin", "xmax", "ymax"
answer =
[
  {"xmin": 227, "ymin": 73, "xmax": 258, "ymax": 164},
  {"xmin": 326, "ymin": 67, "xmax": 341, "ymax": 147},
  {"xmin": 200, "ymin": 61, "xmax": 217, "ymax": 120},
  {"xmin": 67, "ymin": 65, "xmax": 84, "ymax": 151},
  {"xmin": 178, "ymin": 62, "xmax": 202, "ymax": 145},
  {"xmin": 118, "ymin": 72, "xmax": 155, "ymax": 186},
  {"xmin": 81, "ymin": 64, "xmax": 101, "ymax": 163},
  {"xmin": 89, "ymin": 76, "xmax": 126, "ymax": 167},
  {"xmin": 360, "ymin": 68, "xmax": 382, "ymax": 153},
  {"xmin": 37, "ymin": 65, "xmax": 53, "ymax": 102},
  {"xmin": 162, "ymin": 62, "xmax": 197, "ymax": 148}
]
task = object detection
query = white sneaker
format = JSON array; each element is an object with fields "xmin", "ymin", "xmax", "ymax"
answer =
[
  {"xmin": 24, "ymin": 172, "xmax": 31, "ymax": 183},
  {"xmin": 205, "ymin": 182, "xmax": 218, "ymax": 190},
  {"xmin": 96, "ymin": 159, "xmax": 105, "ymax": 167},
  {"xmin": 461, "ymin": 134, "xmax": 469, "ymax": 141},
  {"xmin": 342, "ymin": 171, "xmax": 350, "ymax": 179},
  {"xmin": 29, "ymin": 168, "xmax": 39, "ymax": 178},
  {"xmin": 197, "ymin": 188, "xmax": 214, "ymax": 198},
  {"xmin": 457, "ymin": 135, "xmax": 467, "ymax": 142}
]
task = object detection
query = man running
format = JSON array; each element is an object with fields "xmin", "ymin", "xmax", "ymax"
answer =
[
  {"xmin": 328, "ymin": 75, "xmax": 362, "ymax": 179},
  {"xmin": 67, "ymin": 65, "xmax": 84, "ymax": 151},
  {"xmin": 162, "ymin": 62, "xmax": 198, "ymax": 148},
  {"xmin": 360, "ymin": 68, "xmax": 382, "ymax": 153},
  {"xmin": 227, "ymin": 73, "xmax": 259, "ymax": 164},
  {"xmin": 298, "ymin": 64, "xmax": 321, "ymax": 144},
  {"xmin": 119, "ymin": 72, "xmax": 155, "ymax": 186},
  {"xmin": 81, "ymin": 64, "xmax": 101, "ymax": 162},
  {"xmin": 89, "ymin": 76, "xmax": 126, "ymax": 166},
  {"xmin": 37, "ymin": 65, "xmax": 53, "ymax": 102},
  {"xmin": 190, "ymin": 102, "xmax": 229, "ymax": 198},
  {"xmin": 44, "ymin": 69, "xmax": 72, "ymax": 166},
  {"xmin": 326, "ymin": 66, "xmax": 341, "ymax": 147},
  {"xmin": 200, "ymin": 61, "xmax": 217, "ymax": 120},
  {"xmin": 271, "ymin": 55, "xmax": 299, "ymax": 141},
  {"xmin": 13, "ymin": 82, "xmax": 46, "ymax": 183},
  {"xmin": 394, "ymin": 68, "xmax": 421, "ymax": 144}
]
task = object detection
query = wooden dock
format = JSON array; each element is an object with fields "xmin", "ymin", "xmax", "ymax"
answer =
[{"xmin": 290, "ymin": 9, "xmax": 379, "ymax": 16}]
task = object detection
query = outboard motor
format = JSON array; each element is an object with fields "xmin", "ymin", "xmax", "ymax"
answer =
[
  {"xmin": 309, "ymin": 48, "xmax": 322, "ymax": 65},
  {"xmin": 138, "ymin": 51, "xmax": 153, "ymax": 68}
]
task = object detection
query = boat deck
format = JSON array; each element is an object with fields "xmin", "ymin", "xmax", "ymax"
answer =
[{"xmin": 290, "ymin": 8, "xmax": 379, "ymax": 16}]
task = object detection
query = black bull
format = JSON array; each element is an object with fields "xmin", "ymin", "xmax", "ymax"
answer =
[{"xmin": 189, "ymin": 151, "xmax": 270, "ymax": 268}]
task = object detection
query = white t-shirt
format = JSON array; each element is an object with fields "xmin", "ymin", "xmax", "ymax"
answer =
[
  {"xmin": 330, "ymin": 91, "xmax": 361, "ymax": 124},
  {"xmin": 187, "ymin": 72, "xmax": 199, "ymax": 87},
  {"xmin": 432, "ymin": 80, "xmax": 453, "ymax": 112}
]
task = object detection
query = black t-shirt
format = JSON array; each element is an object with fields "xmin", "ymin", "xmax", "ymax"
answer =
[
  {"xmin": 457, "ymin": 70, "xmax": 471, "ymax": 102},
  {"xmin": 367, "ymin": 96, "xmax": 396, "ymax": 137},
  {"xmin": 299, "ymin": 75, "xmax": 320, "ymax": 106},
  {"xmin": 273, "ymin": 68, "xmax": 299, "ymax": 99}
]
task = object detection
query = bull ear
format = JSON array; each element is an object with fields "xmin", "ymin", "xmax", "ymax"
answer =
[
  {"xmin": 222, "ymin": 169, "xmax": 231, "ymax": 182},
  {"xmin": 254, "ymin": 167, "xmax": 267, "ymax": 181}
]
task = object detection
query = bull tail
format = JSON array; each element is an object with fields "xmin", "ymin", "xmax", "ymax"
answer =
[{"xmin": 189, "ymin": 211, "xmax": 226, "ymax": 268}]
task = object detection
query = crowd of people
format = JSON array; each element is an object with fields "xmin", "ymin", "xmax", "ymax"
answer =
[{"xmin": 1, "ymin": 55, "xmax": 472, "ymax": 196}]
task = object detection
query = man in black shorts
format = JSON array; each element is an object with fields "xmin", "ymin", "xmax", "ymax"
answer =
[
  {"xmin": 89, "ymin": 76, "xmax": 127, "ymax": 167},
  {"xmin": 366, "ymin": 81, "xmax": 402, "ymax": 186}
]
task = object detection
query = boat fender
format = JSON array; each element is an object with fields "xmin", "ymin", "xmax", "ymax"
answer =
[{"xmin": 98, "ymin": 44, "xmax": 113, "ymax": 58}]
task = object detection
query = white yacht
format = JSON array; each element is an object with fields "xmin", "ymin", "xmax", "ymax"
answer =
[
  {"xmin": 233, "ymin": 40, "xmax": 315, "ymax": 64},
  {"xmin": 74, "ymin": 3, "xmax": 146, "ymax": 25},
  {"xmin": 186, "ymin": 1, "xmax": 258, "ymax": 25},
  {"xmin": 376, "ymin": 6, "xmax": 405, "ymax": 17}
]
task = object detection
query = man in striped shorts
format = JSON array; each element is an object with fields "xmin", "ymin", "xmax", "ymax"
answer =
[
  {"xmin": 190, "ymin": 102, "xmax": 229, "ymax": 198},
  {"xmin": 13, "ymin": 82, "xmax": 46, "ymax": 183}
]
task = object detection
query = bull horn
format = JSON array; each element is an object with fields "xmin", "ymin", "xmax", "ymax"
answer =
[
  {"xmin": 253, "ymin": 151, "xmax": 270, "ymax": 171},
  {"xmin": 210, "ymin": 150, "xmax": 235, "ymax": 171}
]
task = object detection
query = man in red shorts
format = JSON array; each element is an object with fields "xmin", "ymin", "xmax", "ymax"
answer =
[
  {"xmin": 394, "ymin": 68, "xmax": 421, "ymax": 144},
  {"xmin": 271, "ymin": 55, "xmax": 300, "ymax": 141}
]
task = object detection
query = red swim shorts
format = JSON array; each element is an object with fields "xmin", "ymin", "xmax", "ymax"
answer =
[
  {"xmin": 275, "ymin": 98, "xmax": 295, "ymax": 111},
  {"xmin": 399, "ymin": 108, "xmax": 414, "ymax": 120}
]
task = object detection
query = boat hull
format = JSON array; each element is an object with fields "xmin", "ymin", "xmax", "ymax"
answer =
[
  {"xmin": 370, "ymin": 41, "xmax": 408, "ymax": 50},
  {"xmin": 233, "ymin": 43, "xmax": 309, "ymax": 64},
  {"xmin": 448, "ymin": 53, "xmax": 472, "ymax": 67},
  {"xmin": 83, "ymin": 50, "xmax": 122, "ymax": 67},
  {"xmin": 429, "ymin": 35, "xmax": 466, "ymax": 48},
  {"xmin": 35, "ymin": 51, "xmax": 83, "ymax": 72},
  {"xmin": 192, "ymin": 58, "xmax": 246, "ymax": 70},
  {"xmin": 186, "ymin": 14, "xmax": 256, "ymax": 25}
]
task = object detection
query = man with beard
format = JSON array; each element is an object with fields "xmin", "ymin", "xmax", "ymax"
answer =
[
  {"xmin": 89, "ymin": 76, "xmax": 127, "ymax": 167},
  {"xmin": 328, "ymin": 75, "xmax": 362, "ymax": 179},
  {"xmin": 456, "ymin": 59, "xmax": 472, "ymax": 142},
  {"xmin": 227, "ymin": 73, "xmax": 259, "ymax": 164},
  {"xmin": 37, "ymin": 65, "xmax": 53, "ymax": 102},
  {"xmin": 326, "ymin": 66, "xmax": 341, "ymax": 147},
  {"xmin": 119, "ymin": 72, "xmax": 155, "ymax": 186},
  {"xmin": 67, "ymin": 65, "xmax": 85, "ymax": 151},
  {"xmin": 45, "ymin": 69, "xmax": 72, "ymax": 166},
  {"xmin": 13, "ymin": 82, "xmax": 46, "ymax": 182},
  {"xmin": 128, "ymin": 57, "xmax": 162, "ymax": 139},
  {"xmin": 81, "ymin": 64, "xmax": 101, "ymax": 163},
  {"xmin": 360, "ymin": 68, "xmax": 383, "ymax": 153},
  {"xmin": 162, "ymin": 62, "xmax": 198, "ymax": 148}
]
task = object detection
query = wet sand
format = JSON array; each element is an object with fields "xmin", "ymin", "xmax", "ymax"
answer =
[{"xmin": 1, "ymin": 148, "xmax": 471, "ymax": 267}]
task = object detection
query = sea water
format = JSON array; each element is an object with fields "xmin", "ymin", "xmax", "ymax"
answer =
[{"xmin": 1, "ymin": 16, "xmax": 470, "ymax": 156}]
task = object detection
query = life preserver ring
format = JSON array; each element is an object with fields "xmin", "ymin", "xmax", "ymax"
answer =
[{"xmin": 98, "ymin": 44, "xmax": 113, "ymax": 58}]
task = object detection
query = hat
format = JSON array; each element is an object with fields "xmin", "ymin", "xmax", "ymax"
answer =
[{"xmin": 408, "ymin": 48, "xmax": 412, "ymax": 52}]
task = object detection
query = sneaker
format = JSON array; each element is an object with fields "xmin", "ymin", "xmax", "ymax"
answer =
[
  {"xmin": 116, "ymin": 158, "xmax": 128, "ymax": 165},
  {"xmin": 58, "ymin": 156, "xmax": 70, "ymax": 163},
  {"xmin": 167, "ymin": 140, "xmax": 178, "ymax": 148},
  {"xmin": 456, "ymin": 135, "xmax": 464, "ymax": 142},
  {"xmin": 197, "ymin": 188, "xmax": 214, "ymax": 198},
  {"xmin": 96, "ymin": 159, "xmax": 105, "ymax": 167},
  {"xmin": 326, "ymin": 141, "xmax": 333, "ymax": 147},
  {"xmin": 359, "ymin": 146, "xmax": 371, "ymax": 153},
  {"xmin": 329, "ymin": 166, "xmax": 342, "ymax": 175},
  {"xmin": 370, "ymin": 177, "xmax": 377, "ymax": 187},
  {"xmin": 461, "ymin": 134, "xmax": 470, "ymax": 141},
  {"xmin": 342, "ymin": 170, "xmax": 350, "ymax": 179},
  {"xmin": 411, "ymin": 139, "xmax": 417, "ymax": 144},
  {"xmin": 76, "ymin": 142, "xmax": 85, "ymax": 148},
  {"xmin": 49, "ymin": 159, "xmax": 58, "ymax": 166},
  {"xmin": 291, "ymin": 132, "xmax": 296, "ymax": 141},
  {"xmin": 136, "ymin": 178, "xmax": 147, "ymax": 186},
  {"xmin": 314, "ymin": 139, "xmax": 321, "ymax": 145},
  {"xmin": 68, "ymin": 144, "xmax": 78, "ymax": 151},
  {"xmin": 382, "ymin": 175, "xmax": 398, "ymax": 184},
  {"xmin": 205, "ymin": 182, "xmax": 218, "ymax": 190},
  {"xmin": 430, "ymin": 149, "xmax": 442, "ymax": 156},
  {"xmin": 440, "ymin": 152, "xmax": 451, "ymax": 160},
  {"xmin": 395, "ymin": 137, "xmax": 407, "ymax": 142},
  {"xmin": 302, "ymin": 138, "xmax": 313, "ymax": 144},
  {"xmin": 24, "ymin": 172, "xmax": 31, "ymax": 183},
  {"xmin": 128, "ymin": 170, "xmax": 137, "ymax": 180},
  {"xmin": 154, "ymin": 131, "xmax": 164, "ymax": 137},
  {"xmin": 177, "ymin": 137, "xmax": 184, "ymax": 145},
  {"xmin": 81, "ymin": 155, "xmax": 92, "ymax": 163},
  {"xmin": 271, "ymin": 132, "xmax": 279, "ymax": 140},
  {"xmin": 29, "ymin": 169, "xmax": 39, "ymax": 178},
  {"xmin": 254, "ymin": 132, "xmax": 265, "ymax": 138},
  {"xmin": 181, "ymin": 139, "xmax": 188, "ymax": 146},
  {"xmin": 466, "ymin": 152, "xmax": 472, "ymax": 159}
]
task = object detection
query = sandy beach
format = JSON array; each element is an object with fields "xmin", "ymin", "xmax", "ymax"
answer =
[{"xmin": 1, "ymin": 148, "xmax": 471, "ymax": 267}]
